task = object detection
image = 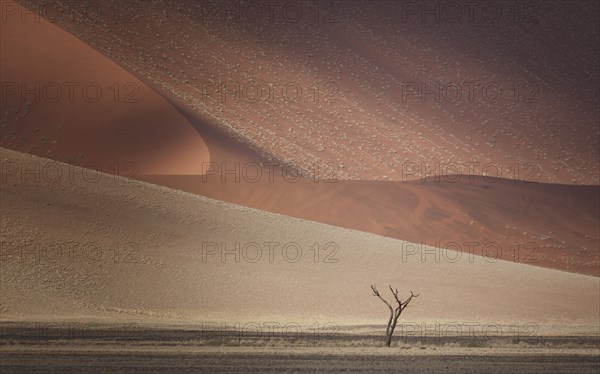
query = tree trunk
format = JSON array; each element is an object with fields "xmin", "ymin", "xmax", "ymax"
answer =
[
  {"xmin": 386, "ymin": 321, "xmax": 397, "ymax": 347},
  {"xmin": 385, "ymin": 332, "xmax": 392, "ymax": 347}
]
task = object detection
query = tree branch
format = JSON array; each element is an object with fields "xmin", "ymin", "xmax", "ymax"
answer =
[
  {"xmin": 400, "ymin": 290, "xmax": 420, "ymax": 311},
  {"xmin": 371, "ymin": 285, "xmax": 393, "ymax": 310}
]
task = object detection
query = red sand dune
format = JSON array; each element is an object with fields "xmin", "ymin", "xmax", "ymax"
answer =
[
  {"xmin": 0, "ymin": 0, "xmax": 208, "ymax": 175},
  {"xmin": 32, "ymin": 0, "xmax": 600, "ymax": 184}
]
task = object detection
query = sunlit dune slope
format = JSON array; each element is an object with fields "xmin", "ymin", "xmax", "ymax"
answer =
[{"xmin": 2, "ymin": 149, "xmax": 598, "ymax": 328}]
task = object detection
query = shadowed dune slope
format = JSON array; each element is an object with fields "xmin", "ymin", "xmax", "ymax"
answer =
[
  {"xmin": 2, "ymin": 149, "xmax": 599, "ymax": 329},
  {"xmin": 29, "ymin": 0, "xmax": 600, "ymax": 184},
  {"xmin": 0, "ymin": 0, "xmax": 209, "ymax": 175}
]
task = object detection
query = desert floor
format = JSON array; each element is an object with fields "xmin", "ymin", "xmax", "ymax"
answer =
[{"xmin": 1, "ymin": 323, "xmax": 598, "ymax": 373}]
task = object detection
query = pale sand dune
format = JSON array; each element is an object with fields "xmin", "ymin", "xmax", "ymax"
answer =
[{"xmin": 1, "ymin": 149, "xmax": 598, "ymax": 330}]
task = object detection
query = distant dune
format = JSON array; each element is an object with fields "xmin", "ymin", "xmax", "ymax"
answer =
[{"xmin": 1, "ymin": 148, "xmax": 599, "ymax": 330}]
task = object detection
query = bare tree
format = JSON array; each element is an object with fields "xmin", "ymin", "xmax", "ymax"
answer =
[{"xmin": 370, "ymin": 285, "xmax": 419, "ymax": 347}]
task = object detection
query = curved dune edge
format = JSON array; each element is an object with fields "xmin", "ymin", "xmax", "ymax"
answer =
[
  {"xmin": 1, "ymin": 149, "xmax": 598, "ymax": 332},
  {"xmin": 0, "ymin": 0, "xmax": 209, "ymax": 175},
  {"xmin": 139, "ymin": 88, "xmax": 600, "ymax": 277}
]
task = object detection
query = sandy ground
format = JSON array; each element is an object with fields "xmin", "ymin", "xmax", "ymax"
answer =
[
  {"xmin": 2, "ymin": 347, "xmax": 599, "ymax": 373},
  {"xmin": 1, "ymin": 323, "xmax": 599, "ymax": 373}
]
